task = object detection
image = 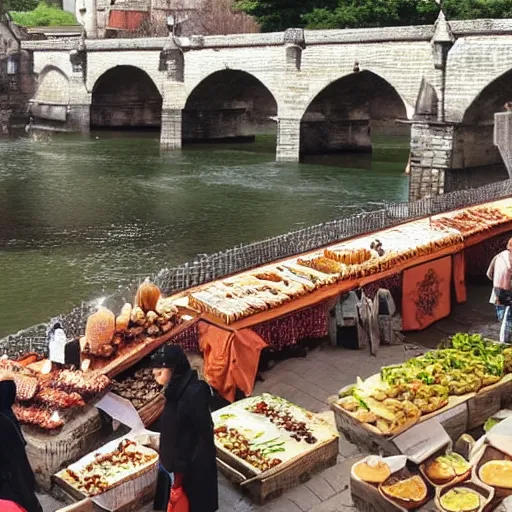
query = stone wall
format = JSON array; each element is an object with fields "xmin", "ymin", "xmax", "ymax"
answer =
[{"xmin": 0, "ymin": 19, "xmax": 33, "ymax": 133}]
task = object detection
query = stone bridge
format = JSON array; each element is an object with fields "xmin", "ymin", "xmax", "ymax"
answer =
[{"xmin": 21, "ymin": 15, "xmax": 512, "ymax": 199}]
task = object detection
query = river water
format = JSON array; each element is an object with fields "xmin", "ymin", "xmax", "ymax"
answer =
[{"xmin": 0, "ymin": 132, "xmax": 409, "ymax": 338}]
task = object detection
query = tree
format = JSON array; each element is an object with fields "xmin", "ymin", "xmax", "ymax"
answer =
[
  {"xmin": 4, "ymin": 0, "xmax": 38, "ymax": 12},
  {"xmin": 235, "ymin": 0, "xmax": 337, "ymax": 32},
  {"xmin": 238, "ymin": 0, "xmax": 512, "ymax": 32}
]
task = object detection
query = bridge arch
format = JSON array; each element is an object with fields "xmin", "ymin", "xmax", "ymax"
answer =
[
  {"xmin": 90, "ymin": 65, "xmax": 162, "ymax": 130},
  {"xmin": 182, "ymin": 69, "xmax": 278, "ymax": 145},
  {"xmin": 447, "ymin": 67, "xmax": 512, "ymax": 187},
  {"xmin": 35, "ymin": 66, "xmax": 69, "ymax": 104},
  {"xmin": 299, "ymin": 70, "xmax": 409, "ymax": 156}
]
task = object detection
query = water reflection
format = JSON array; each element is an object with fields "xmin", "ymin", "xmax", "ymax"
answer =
[{"xmin": 0, "ymin": 133, "xmax": 409, "ymax": 336}]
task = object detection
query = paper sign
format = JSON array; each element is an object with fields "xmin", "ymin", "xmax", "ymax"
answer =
[
  {"xmin": 96, "ymin": 392, "xmax": 145, "ymax": 432},
  {"xmin": 487, "ymin": 415, "xmax": 512, "ymax": 457},
  {"xmin": 393, "ymin": 419, "xmax": 451, "ymax": 464}
]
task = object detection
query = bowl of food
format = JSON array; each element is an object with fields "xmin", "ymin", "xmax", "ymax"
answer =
[
  {"xmin": 436, "ymin": 482, "xmax": 493, "ymax": 512},
  {"xmin": 421, "ymin": 452, "xmax": 471, "ymax": 487},
  {"xmin": 379, "ymin": 469, "xmax": 430, "ymax": 510},
  {"xmin": 474, "ymin": 445, "xmax": 512, "ymax": 498}
]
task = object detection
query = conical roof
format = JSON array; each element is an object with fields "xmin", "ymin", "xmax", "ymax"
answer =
[{"xmin": 432, "ymin": 10, "xmax": 454, "ymax": 44}]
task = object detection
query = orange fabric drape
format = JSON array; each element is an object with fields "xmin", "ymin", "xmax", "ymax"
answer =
[
  {"xmin": 108, "ymin": 10, "xmax": 148, "ymax": 30},
  {"xmin": 453, "ymin": 251, "xmax": 467, "ymax": 303},
  {"xmin": 167, "ymin": 473, "xmax": 189, "ymax": 512},
  {"xmin": 198, "ymin": 321, "xmax": 268, "ymax": 402},
  {"xmin": 402, "ymin": 256, "xmax": 452, "ymax": 331}
]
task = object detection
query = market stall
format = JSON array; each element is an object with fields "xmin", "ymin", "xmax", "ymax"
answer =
[
  {"xmin": 212, "ymin": 393, "xmax": 339, "ymax": 503},
  {"xmin": 330, "ymin": 334, "xmax": 512, "ymax": 455},
  {"xmin": 349, "ymin": 414, "xmax": 512, "ymax": 512}
]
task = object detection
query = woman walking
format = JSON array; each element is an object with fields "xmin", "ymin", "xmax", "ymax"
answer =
[
  {"xmin": 0, "ymin": 373, "xmax": 43, "ymax": 512},
  {"xmin": 152, "ymin": 345, "xmax": 218, "ymax": 512}
]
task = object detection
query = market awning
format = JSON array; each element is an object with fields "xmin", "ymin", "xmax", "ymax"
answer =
[{"xmin": 107, "ymin": 10, "xmax": 148, "ymax": 31}]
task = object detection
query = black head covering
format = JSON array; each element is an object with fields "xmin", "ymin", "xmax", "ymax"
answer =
[
  {"xmin": 0, "ymin": 380, "xmax": 24, "ymax": 443},
  {"xmin": 151, "ymin": 344, "xmax": 191, "ymax": 376}
]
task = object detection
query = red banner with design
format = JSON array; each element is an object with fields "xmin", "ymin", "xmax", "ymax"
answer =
[{"xmin": 402, "ymin": 256, "xmax": 452, "ymax": 331}]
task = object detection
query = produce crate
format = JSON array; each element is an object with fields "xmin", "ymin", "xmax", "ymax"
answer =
[
  {"xmin": 466, "ymin": 381, "xmax": 505, "ymax": 431},
  {"xmin": 218, "ymin": 436, "xmax": 339, "ymax": 504},
  {"xmin": 330, "ymin": 395, "xmax": 470, "ymax": 457}
]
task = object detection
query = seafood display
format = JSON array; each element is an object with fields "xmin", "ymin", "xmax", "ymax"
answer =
[
  {"xmin": 50, "ymin": 370, "xmax": 111, "ymax": 398},
  {"xmin": 336, "ymin": 333, "xmax": 511, "ymax": 435},
  {"xmin": 111, "ymin": 368, "xmax": 162, "ymax": 410},
  {"xmin": 80, "ymin": 282, "xmax": 181, "ymax": 360},
  {"xmin": 0, "ymin": 354, "xmax": 111, "ymax": 430},
  {"xmin": 212, "ymin": 394, "xmax": 338, "ymax": 474},
  {"xmin": 13, "ymin": 404, "xmax": 65, "ymax": 430},
  {"xmin": 57, "ymin": 439, "xmax": 158, "ymax": 496}
]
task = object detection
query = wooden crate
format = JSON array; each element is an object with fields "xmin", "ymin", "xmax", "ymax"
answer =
[
  {"xmin": 467, "ymin": 383, "xmax": 505, "ymax": 431},
  {"xmin": 330, "ymin": 396, "xmax": 470, "ymax": 457},
  {"xmin": 218, "ymin": 436, "xmax": 339, "ymax": 504},
  {"xmin": 25, "ymin": 406, "xmax": 112, "ymax": 491}
]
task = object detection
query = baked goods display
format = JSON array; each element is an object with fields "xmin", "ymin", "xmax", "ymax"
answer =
[
  {"xmin": 335, "ymin": 333, "xmax": 511, "ymax": 435},
  {"xmin": 212, "ymin": 394, "xmax": 338, "ymax": 474},
  {"xmin": 111, "ymin": 367, "xmax": 162, "ymax": 410},
  {"xmin": 57, "ymin": 438, "xmax": 158, "ymax": 496},
  {"xmin": 431, "ymin": 205, "xmax": 512, "ymax": 237},
  {"xmin": 80, "ymin": 282, "xmax": 181, "ymax": 361}
]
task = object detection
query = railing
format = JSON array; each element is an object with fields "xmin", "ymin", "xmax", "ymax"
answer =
[{"xmin": 2, "ymin": 177, "xmax": 512, "ymax": 358}]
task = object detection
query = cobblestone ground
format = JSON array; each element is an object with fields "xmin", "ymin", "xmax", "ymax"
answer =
[{"xmin": 38, "ymin": 284, "xmax": 498, "ymax": 511}]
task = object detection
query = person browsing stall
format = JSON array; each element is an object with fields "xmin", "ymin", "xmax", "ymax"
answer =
[
  {"xmin": 151, "ymin": 345, "xmax": 218, "ymax": 512},
  {"xmin": 487, "ymin": 238, "xmax": 512, "ymax": 343}
]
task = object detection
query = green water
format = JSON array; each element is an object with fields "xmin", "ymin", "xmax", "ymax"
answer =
[{"xmin": 0, "ymin": 132, "xmax": 409, "ymax": 337}]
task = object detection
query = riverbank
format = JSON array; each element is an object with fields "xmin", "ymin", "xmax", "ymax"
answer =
[{"xmin": 37, "ymin": 282, "xmax": 498, "ymax": 511}]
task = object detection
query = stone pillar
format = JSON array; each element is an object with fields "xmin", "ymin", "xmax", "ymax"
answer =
[
  {"xmin": 68, "ymin": 41, "xmax": 90, "ymax": 132},
  {"xmin": 83, "ymin": 0, "xmax": 98, "ymax": 38},
  {"xmin": 276, "ymin": 118, "xmax": 301, "ymax": 162},
  {"xmin": 161, "ymin": 108, "xmax": 182, "ymax": 149},
  {"xmin": 409, "ymin": 122, "xmax": 454, "ymax": 201},
  {"xmin": 494, "ymin": 112, "xmax": 512, "ymax": 178}
]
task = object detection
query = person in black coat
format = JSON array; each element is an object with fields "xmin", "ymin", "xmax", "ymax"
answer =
[
  {"xmin": 0, "ymin": 376, "xmax": 43, "ymax": 512},
  {"xmin": 151, "ymin": 345, "xmax": 218, "ymax": 512}
]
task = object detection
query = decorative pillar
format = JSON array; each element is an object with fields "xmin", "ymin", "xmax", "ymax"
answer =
[
  {"xmin": 276, "ymin": 117, "xmax": 301, "ymax": 162},
  {"xmin": 409, "ymin": 122, "xmax": 454, "ymax": 201},
  {"xmin": 68, "ymin": 36, "xmax": 91, "ymax": 132},
  {"xmin": 161, "ymin": 108, "xmax": 182, "ymax": 149}
]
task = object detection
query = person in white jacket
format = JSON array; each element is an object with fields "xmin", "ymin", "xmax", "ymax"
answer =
[{"xmin": 487, "ymin": 238, "xmax": 512, "ymax": 343}]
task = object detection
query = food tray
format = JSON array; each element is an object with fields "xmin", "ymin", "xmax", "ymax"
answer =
[
  {"xmin": 331, "ymin": 376, "xmax": 512, "ymax": 456},
  {"xmin": 54, "ymin": 436, "xmax": 158, "ymax": 502},
  {"xmin": 435, "ymin": 480, "xmax": 494, "ymax": 512},
  {"xmin": 213, "ymin": 395, "xmax": 339, "ymax": 503},
  {"xmin": 473, "ymin": 445, "xmax": 512, "ymax": 502},
  {"xmin": 219, "ymin": 436, "xmax": 338, "ymax": 504}
]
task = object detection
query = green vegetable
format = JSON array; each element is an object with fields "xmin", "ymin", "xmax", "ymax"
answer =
[{"xmin": 484, "ymin": 417, "xmax": 501, "ymax": 432}]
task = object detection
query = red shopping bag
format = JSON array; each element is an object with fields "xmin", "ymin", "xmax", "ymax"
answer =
[
  {"xmin": 167, "ymin": 473, "xmax": 189, "ymax": 512},
  {"xmin": 0, "ymin": 500, "xmax": 28, "ymax": 512}
]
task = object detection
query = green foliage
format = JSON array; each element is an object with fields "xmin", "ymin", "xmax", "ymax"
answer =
[
  {"xmin": 238, "ymin": 0, "xmax": 512, "ymax": 32},
  {"xmin": 4, "ymin": 0, "xmax": 38, "ymax": 13},
  {"xmin": 235, "ymin": 0, "xmax": 337, "ymax": 31},
  {"xmin": 9, "ymin": 1, "xmax": 77, "ymax": 26}
]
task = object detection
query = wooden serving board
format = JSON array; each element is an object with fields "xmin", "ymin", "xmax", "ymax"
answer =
[{"xmin": 91, "ymin": 318, "xmax": 197, "ymax": 378}]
